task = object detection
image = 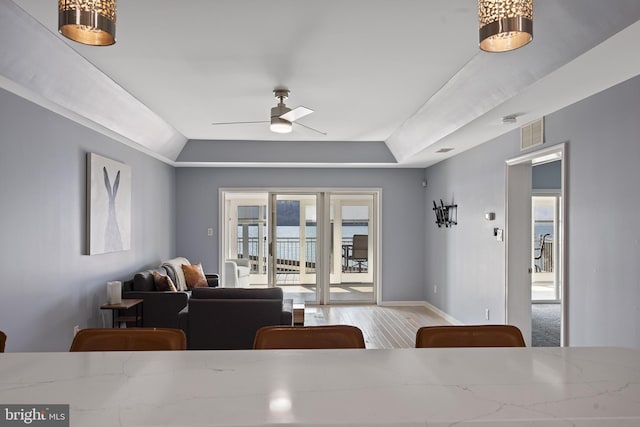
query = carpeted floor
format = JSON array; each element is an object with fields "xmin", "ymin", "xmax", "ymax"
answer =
[{"xmin": 531, "ymin": 303, "xmax": 561, "ymax": 347}]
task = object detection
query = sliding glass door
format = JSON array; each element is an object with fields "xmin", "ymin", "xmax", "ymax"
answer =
[{"xmin": 222, "ymin": 190, "xmax": 378, "ymax": 304}]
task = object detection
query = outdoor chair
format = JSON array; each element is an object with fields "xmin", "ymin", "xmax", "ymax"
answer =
[
  {"xmin": 351, "ymin": 234, "xmax": 368, "ymax": 272},
  {"xmin": 415, "ymin": 325, "xmax": 525, "ymax": 348},
  {"xmin": 534, "ymin": 233, "xmax": 551, "ymax": 272},
  {"xmin": 224, "ymin": 258, "xmax": 251, "ymax": 287},
  {"xmin": 0, "ymin": 330, "xmax": 6, "ymax": 352},
  {"xmin": 70, "ymin": 328, "xmax": 186, "ymax": 351},
  {"xmin": 254, "ymin": 325, "xmax": 366, "ymax": 349}
]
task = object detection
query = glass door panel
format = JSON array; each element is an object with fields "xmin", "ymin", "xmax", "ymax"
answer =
[
  {"xmin": 531, "ymin": 195, "xmax": 561, "ymax": 302},
  {"xmin": 328, "ymin": 194, "xmax": 375, "ymax": 303},
  {"xmin": 224, "ymin": 193, "xmax": 268, "ymax": 286},
  {"xmin": 269, "ymin": 194, "xmax": 318, "ymax": 303}
]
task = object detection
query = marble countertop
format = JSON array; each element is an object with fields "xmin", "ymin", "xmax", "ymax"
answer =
[{"xmin": 1, "ymin": 347, "xmax": 639, "ymax": 426}]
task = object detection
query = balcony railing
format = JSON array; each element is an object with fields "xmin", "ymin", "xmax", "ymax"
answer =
[
  {"xmin": 236, "ymin": 237, "xmax": 316, "ymax": 274},
  {"xmin": 235, "ymin": 237, "xmax": 367, "ymax": 274}
]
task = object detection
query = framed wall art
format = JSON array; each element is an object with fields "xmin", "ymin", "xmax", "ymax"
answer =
[{"xmin": 86, "ymin": 153, "xmax": 131, "ymax": 254}]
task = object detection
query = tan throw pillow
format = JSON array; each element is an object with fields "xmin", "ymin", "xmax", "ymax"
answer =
[
  {"xmin": 182, "ymin": 262, "xmax": 208, "ymax": 289},
  {"xmin": 152, "ymin": 271, "xmax": 177, "ymax": 292}
]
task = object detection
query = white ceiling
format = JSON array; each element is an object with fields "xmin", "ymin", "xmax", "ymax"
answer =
[{"xmin": 6, "ymin": 0, "xmax": 640, "ymax": 167}]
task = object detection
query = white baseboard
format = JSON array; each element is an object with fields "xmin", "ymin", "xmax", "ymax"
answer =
[
  {"xmin": 379, "ymin": 300, "xmax": 426, "ymax": 307},
  {"xmin": 421, "ymin": 301, "xmax": 463, "ymax": 325},
  {"xmin": 380, "ymin": 300, "xmax": 463, "ymax": 325}
]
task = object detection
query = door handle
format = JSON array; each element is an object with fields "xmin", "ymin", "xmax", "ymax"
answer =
[{"xmin": 528, "ymin": 267, "xmax": 533, "ymax": 274}]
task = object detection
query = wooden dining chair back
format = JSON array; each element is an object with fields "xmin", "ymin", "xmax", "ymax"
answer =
[
  {"xmin": 0, "ymin": 330, "xmax": 6, "ymax": 352},
  {"xmin": 254, "ymin": 325, "xmax": 366, "ymax": 349},
  {"xmin": 70, "ymin": 328, "xmax": 186, "ymax": 351},
  {"xmin": 415, "ymin": 325, "xmax": 526, "ymax": 348}
]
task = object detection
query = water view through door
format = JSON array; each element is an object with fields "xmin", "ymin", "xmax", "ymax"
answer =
[
  {"xmin": 532, "ymin": 195, "xmax": 561, "ymax": 302},
  {"xmin": 269, "ymin": 193, "xmax": 319, "ymax": 303},
  {"xmin": 222, "ymin": 190, "xmax": 377, "ymax": 304},
  {"xmin": 328, "ymin": 194, "xmax": 374, "ymax": 303}
]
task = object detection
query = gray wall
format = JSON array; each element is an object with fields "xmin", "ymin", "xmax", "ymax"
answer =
[
  {"xmin": 178, "ymin": 140, "xmax": 396, "ymax": 164},
  {"xmin": 175, "ymin": 167, "xmax": 426, "ymax": 302},
  {"xmin": 424, "ymin": 132, "xmax": 519, "ymax": 324},
  {"xmin": 0, "ymin": 89, "xmax": 176, "ymax": 352},
  {"xmin": 424, "ymin": 74, "xmax": 640, "ymax": 348},
  {"xmin": 547, "ymin": 75, "xmax": 640, "ymax": 347}
]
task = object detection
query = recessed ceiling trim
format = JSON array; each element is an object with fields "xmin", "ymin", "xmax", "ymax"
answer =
[
  {"xmin": 7, "ymin": 0, "xmax": 640, "ymax": 169},
  {"xmin": 406, "ymin": 18, "xmax": 640, "ymax": 168},
  {"xmin": 173, "ymin": 162, "xmax": 404, "ymax": 169},
  {"xmin": 0, "ymin": 0, "xmax": 186, "ymax": 160}
]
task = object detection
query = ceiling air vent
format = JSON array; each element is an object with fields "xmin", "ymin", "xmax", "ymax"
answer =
[
  {"xmin": 436, "ymin": 148, "xmax": 454, "ymax": 153},
  {"xmin": 520, "ymin": 118, "xmax": 544, "ymax": 151}
]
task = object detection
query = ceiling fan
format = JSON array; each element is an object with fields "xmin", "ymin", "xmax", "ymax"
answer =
[{"xmin": 211, "ymin": 89, "xmax": 326, "ymax": 135}]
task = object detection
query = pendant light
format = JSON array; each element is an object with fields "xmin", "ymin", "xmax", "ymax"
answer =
[
  {"xmin": 58, "ymin": 0, "xmax": 116, "ymax": 46},
  {"xmin": 479, "ymin": 0, "xmax": 532, "ymax": 52}
]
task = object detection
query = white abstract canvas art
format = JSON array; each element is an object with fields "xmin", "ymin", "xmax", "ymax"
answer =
[{"xmin": 87, "ymin": 153, "xmax": 131, "ymax": 254}]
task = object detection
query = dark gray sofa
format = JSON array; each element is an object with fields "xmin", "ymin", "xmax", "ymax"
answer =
[
  {"xmin": 178, "ymin": 287, "xmax": 293, "ymax": 350},
  {"xmin": 122, "ymin": 267, "xmax": 218, "ymax": 329}
]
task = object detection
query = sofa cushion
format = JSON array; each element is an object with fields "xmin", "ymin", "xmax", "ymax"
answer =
[
  {"xmin": 163, "ymin": 265, "xmax": 177, "ymax": 287},
  {"xmin": 161, "ymin": 257, "xmax": 191, "ymax": 291},
  {"xmin": 191, "ymin": 287, "xmax": 283, "ymax": 300},
  {"xmin": 133, "ymin": 269, "xmax": 165, "ymax": 292},
  {"xmin": 152, "ymin": 271, "xmax": 177, "ymax": 292},
  {"xmin": 124, "ymin": 290, "xmax": 189, "ymax": 329},
  {"xmin": 182, "ymin": 262, "xmax": 208, "ymax": 289},
  {"xmin": 185, "ymin": 298, "xmax": 288, "ymax": 350}
]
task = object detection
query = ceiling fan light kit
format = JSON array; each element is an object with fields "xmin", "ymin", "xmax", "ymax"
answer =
[
  {"xmin": 270, "ymin": 116, "xmax": 293, "ymax": 133},
  {"xmin": 211, "ymin": 87, "xmax": 322, "ymax": 135},
  {"xmin": 58, "ymin": 0, "xmax": 116, "ymax": 46},
  {"xmin": 270, "ymin": 90, "xmax": 293, "ymax": 133},
  {"xmin": 479, "ymin": 0, "xmax": 532, "ymax": 52}
]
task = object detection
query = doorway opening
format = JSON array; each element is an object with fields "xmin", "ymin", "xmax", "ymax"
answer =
[
  {"xmin": 531, "ymin": 192, "xmax": 562, "ymax": 346},
  {"xmin": 506, "ymin": 144, "xmax": 566, "ymax": 347}
]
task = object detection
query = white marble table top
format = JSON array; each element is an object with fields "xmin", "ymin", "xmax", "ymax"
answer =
[{"xmin": 1, "ymin": 347, "xmax": 640, "ymax": 426}]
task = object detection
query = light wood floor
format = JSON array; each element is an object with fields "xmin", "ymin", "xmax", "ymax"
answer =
[{"xmin": 303, "ymin": 304, "xmax": 451, "ymax": 349}]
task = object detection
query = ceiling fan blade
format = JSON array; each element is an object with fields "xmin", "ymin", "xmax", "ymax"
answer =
[
  {"xmin": 211, "ymin": 120, "xmax": 269, "ymax": 125},
  {"xmin": 295, "ymin": 121, "xmax": 327, "ymax": 136},
  {"xmin": 280, "ymin": 106, "xmax": 314, "ymax": 122}
]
